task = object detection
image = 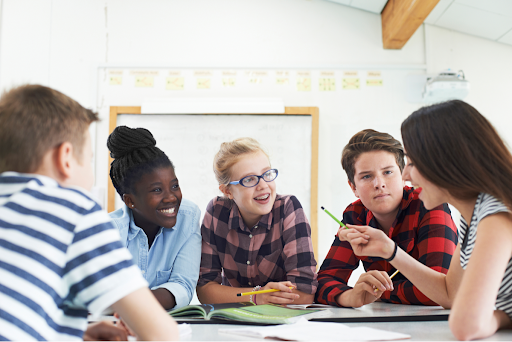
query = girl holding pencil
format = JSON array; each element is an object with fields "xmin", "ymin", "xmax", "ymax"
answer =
[
  {"xmin": 343, "ymin": 100, "xmax": 512, "ymax": 340},
  {"xmin": 196, "ymin": 137, "xmax": 318, "ymax": 305}
]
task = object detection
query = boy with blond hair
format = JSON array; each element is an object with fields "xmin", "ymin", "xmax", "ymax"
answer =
[{"xmin": 0, "ymin": 85, "xmax": 178, "ymax": 340}]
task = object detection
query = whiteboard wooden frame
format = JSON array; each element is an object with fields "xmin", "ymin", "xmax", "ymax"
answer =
[{"xmin": 108, "ymin": 106, "xmax": 319, "ymax": 257}]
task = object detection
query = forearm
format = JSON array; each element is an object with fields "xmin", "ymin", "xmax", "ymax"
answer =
[
  {"xmin": 336, "ymin": 289, "xmax": 359, "ymax": 307},
  {"xmin": 152, "ymin": 288, "xmax": 176, "ymax": 310},
  {"xmin": 111, "ymin": 287, "xmax": 178, "ymax": 341},
  {"xmin": 380, "ymin": 279, "xmax": 439, "ymax": 305},
  {"xmin": 390, "ymin": 248, "xmax": 452, "ymax": 308},
  {"xmin": 291, "ymin": 290, "xmax": 314, "ymax": 304},
  {"xmin": 196, "ymin": 282, "xmax": 253, "ymax": 304},
  {"xmin": 315, "ymin": 280, "xmax": 351, "ymax": 306}
]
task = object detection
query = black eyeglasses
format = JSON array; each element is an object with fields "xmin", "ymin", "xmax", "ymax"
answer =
[{"xmin": 229, "ymin": 169, "xmax": 278, "ymax": 188}]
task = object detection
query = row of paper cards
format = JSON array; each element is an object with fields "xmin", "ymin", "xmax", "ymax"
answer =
[{"xmin": 108, "ymin": 70, "xmax": 383, "ymax": 91}]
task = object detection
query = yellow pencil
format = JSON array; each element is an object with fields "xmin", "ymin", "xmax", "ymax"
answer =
[
  {"xmin": 374, "ymin": 270, "xmax": 400, "ymax": 292},
  {"xmin": 237, "ymin": 287, "xmax": 294, "ymax": 297}
]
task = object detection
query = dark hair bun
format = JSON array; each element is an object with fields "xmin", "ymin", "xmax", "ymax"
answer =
[{"xmin": 107, "ymin": 126, "xmax": 156, "ymax": 159}]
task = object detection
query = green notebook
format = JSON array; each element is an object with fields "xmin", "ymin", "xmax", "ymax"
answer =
[{"xmin": 169, "ymin": 302, "xmax": 321, "ymax": 324}]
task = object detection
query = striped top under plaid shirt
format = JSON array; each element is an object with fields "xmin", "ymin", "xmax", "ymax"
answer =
[
  {"xmin": 198, "ymin": 194, "xmax": 318, "ymax": 294},
  {"xmin": 316, "ymin": 186, "xmax": 458, "ymax": 306},
  {"xmin": 0, "ymin": 172, "xmax": 147, "ymax": 341},
  {"xmin": 460, "ymin": 193, "xmax": 512, "ymax": 318}
]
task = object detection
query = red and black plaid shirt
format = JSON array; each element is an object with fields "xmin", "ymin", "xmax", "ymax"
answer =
[
  {"xmin": 315, "ymin": 186, "xmax": 457, "ymax": 306},
  {"xmin": 198, "ymin": 194, "xmax": 318, "ymax": 294}
]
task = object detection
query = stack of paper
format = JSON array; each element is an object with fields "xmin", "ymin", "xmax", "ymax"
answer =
[{"xmin": 219, "ymin": 317, "xmax": 410, "ymax": 341}]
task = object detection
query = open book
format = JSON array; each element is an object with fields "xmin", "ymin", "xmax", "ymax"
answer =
[{"xmin": 168, "ymin": 302, "xmax": 323, "ymax": 324}]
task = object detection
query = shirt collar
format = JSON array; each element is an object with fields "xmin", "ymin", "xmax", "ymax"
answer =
[
  {"xmin": 1, "ymin": 171, "xmax": 59, "ymax": 188},
  {"xmin": 230, "ymin": 200, "xmax": 272, "ymax": 232},
  {"xmin": 400, "ymin": 186, "xmax": 415, "ymax": 210},
  {"xmin": 127, "ymin": 208, "xmax": 164, "ymax": 241},
  {"xmin": 357, "ymin": 186, "xmax": 415, "ymax": 228}
]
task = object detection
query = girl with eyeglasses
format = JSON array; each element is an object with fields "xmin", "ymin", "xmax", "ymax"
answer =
[{"xmin": 196, "ymin": 137, "xmax": 318, "ymax": 305}]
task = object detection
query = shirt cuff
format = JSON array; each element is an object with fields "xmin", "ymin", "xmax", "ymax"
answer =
[
  {"xmin": 327, "ymin": 285, "xmax": 352, "ymax": 307},
  {"xmin": 88, "ymin": 266, "xmax": 149, "ymax": 316},
  {"xmin": 152, "ymin": 282, "xmax": 190, "ymax": 310}
]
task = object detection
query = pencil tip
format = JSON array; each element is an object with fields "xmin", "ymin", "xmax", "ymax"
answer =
[
  {"xmin": 236, "ymin": 294, "xmax": 241, "ymax": 296},
  {"xmin": 321, "ymin": 206, "xmax": 325, "ymax": 210}
]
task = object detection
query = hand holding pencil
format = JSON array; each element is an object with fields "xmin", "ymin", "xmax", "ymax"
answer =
[
  {"xmin": 237, "ymin": 281, "xmax": 299, "ymax": 305},
  {"xmin": 320, "ymin": 206, "xmax": 401, "ymax": 291}
]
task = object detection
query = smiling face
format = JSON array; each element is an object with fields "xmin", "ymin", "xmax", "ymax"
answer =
[
  {"xmin": 221, "ymin": 151, "xmax": 276, "ymax": 228},
  {"xmin": 123, "ymin": 166, "xmax": 182, "ymax": 230},
  {"xmin": 403, "ymin": 155, "xmax": 448, "ymax": 210},
  {"xmin": 350, "ymin": 150, "xmax": 404, "ymax": 224}
]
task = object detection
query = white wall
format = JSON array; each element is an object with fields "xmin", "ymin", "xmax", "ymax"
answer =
[{"xmin": 1, "ymin": 0, "xmax": 512, "ymax": 267}]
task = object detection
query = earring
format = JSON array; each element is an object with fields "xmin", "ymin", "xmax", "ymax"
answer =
[{"xmin": 131, "ymin": 205, "xmax": 134, "ymax": 208}]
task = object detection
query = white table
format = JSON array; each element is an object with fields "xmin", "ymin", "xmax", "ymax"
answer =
[{"xmin": 92, "ymin": 302, "xmax": 512, "ymax": 341}]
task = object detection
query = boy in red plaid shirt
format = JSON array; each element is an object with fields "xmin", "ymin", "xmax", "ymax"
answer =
[{"xmin": 315, "ymin": 129, "xmax": 457, "ymax": 307}]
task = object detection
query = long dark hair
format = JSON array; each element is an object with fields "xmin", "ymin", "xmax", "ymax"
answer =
[{"xmin": 401, "ymin": 100, "xmax": 512, "ymax": 208}]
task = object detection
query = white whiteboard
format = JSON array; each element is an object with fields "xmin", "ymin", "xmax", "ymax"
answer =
[{"xmin": 115, "ymin": 114, "xmax": 312, "ymax": 222}]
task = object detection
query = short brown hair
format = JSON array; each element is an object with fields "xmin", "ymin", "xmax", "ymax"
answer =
[
  {"xmin": 341, "ymin": 129, "xmax": 405, "ymax": 184},
  {"xmin": 213, "ymin": 137, "xmax": 270, "ymax": 185},
  {"xmin": 0, "ymin": 84, "xmax": 99, "ymax": 173}
]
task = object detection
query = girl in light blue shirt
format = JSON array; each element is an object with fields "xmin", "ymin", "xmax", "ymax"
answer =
[{"xmin": 107, "ymin": 125, "xmax": 201, "ymax": 310}]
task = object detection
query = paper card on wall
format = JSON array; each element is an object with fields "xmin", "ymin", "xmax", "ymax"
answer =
[
  {"xmin": 109, "ymin": 70, "xmax": 123, "ymax": 85},
  {"xmin": 135, "ymin": 76, "xmax": 154, "ymax": 87},
  {"xmin": 297, "ymin": 71, "xmax": 311, "ymax": 77},
  {"xmin": 366, "ymin": 79, "xmax": 383, "ymax": 87},
  {"xmin": 197, "ymin": 78, "xmax": 211, "ymax": 89},
  {"xmin": 222, "ymin": 78, "xmax": 236, "ymax": 87},
  {"xmin": 319, "ymin": 78, "xmax": 336, "ymax": 91},
  {"xmin": 344, "ymin": 71, "xmax": 358, "ymax": 77},
  {"xmin": 276, "ymin": 71, "xmax": 290, "ymax": 85},
  {"xmin": 320, "ymin": 71, "xmax": 335, "ymax": 77},
  {"xmin": 367, "ymin": 71, "xmax": 381, "ymax": 77},
  {"xmin": 249, "ymin": 78, "xmax": 263, "ymax": 84},
  {"xmin": 109, "ymin": 76, "xmax": 122, "ymax": 85},
  {"xmin": 342, "ymin": 78, "xmax": 360, "ymax": 90},
  {"xmin": 166, "ymin": 77, "xmax": 184, "ymax": 90},
  {"xmin": 246, "ymin": 71, "xmax": 268, "ymax": 84},
  {"xmin": 297, "ymin": 77, "xmax": 311, "ymax": 91},
  {"xmin": 194, "ymin": 71, "xmax": 213, "ymax": 77}
]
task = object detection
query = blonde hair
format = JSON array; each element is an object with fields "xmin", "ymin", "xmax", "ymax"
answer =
[{"xmin": 213, "ymin": 137, "xmax": 270, "ymax": 185}]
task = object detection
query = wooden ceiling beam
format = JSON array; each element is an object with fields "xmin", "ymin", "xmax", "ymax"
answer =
[{"xmin": 382, "ymin": 0, "xmax": 440, "ymax": 49}]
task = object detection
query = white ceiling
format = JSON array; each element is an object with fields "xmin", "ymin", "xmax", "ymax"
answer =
[{"xmin": 325, "ymin": 0, "xmax": 512, "ymax": 46}]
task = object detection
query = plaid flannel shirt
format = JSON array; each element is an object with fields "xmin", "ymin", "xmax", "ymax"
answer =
[
  {"xmin": 316, "ymin": 186, "xmax": 457, "ymax": 306},
  {"xmin": 198, "ymin": 194, "xmax": 318, "ymax": 294}
]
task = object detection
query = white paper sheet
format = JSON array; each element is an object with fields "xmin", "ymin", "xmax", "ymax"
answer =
[{"xmin": 219, "ymin": 317, "xmax": 410, "ymax": 341}]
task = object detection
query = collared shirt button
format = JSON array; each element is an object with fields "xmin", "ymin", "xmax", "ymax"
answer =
[
  {"xmin": 141, "ymin": 270, "xmax": 146, "ymax": 274},
  {"xmin": 254, "ymin": 225, "xmax": 258, "ymax": 229},
  {"xmin": 248, "ymin": 282, "xmax": 252, "ymax": 286},
  {"xmin": 246, "ymin": 260, "xmax": 250, "ymax": 265},
  {"xmin": 249, "ymin": 234, "xmax": 253, "ymax": 238}
]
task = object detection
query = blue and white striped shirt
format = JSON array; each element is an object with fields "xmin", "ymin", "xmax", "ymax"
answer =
[{"xmin": 0, "ymin": 172, "xmax": 147, "ymax": 341}]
